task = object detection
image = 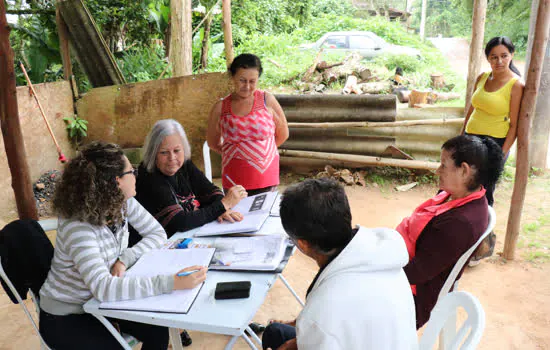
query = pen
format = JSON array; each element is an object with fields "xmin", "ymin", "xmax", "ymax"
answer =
[
  {"xmin": 225, "ymin": 174, "xmax": 237, "ymax": 187},
  {"xmin": 177, "ymin": 269, "xmax": 201, "ymax": 277}
]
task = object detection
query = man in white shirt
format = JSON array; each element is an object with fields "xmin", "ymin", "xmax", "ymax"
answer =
[{"xmin": 262, "ymin": 178, "xmax": 417, "ymax": 350}]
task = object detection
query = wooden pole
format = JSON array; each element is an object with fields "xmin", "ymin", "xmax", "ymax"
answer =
[
  {"xmin": 279, "ymin": 149, "xmax": 440, "ymax": 171},
  {"xmin": 55, "ymin": 6, "xmax": 72, "ymax": 80},
  {"xmin": 222, "ymin": 0, "xmax": 233, "ymax": 67},
  {"xmin": 524, "ymin": 0, "xmax": 540, "ymax": 78},
  {"xmin": 199, "ymin": 13, "xmax": 213, "ymax": 71},
  {"xmin": 503, "ymin": 0, "xmax": 550, "ymax": 260},
  {"xmin": 169, "ymin": 0, "xmax": 192, "ymax": 76},
  {"xmin": 0, "ymin": 2, "xmax": 38, "ymax": 220},
  {"xmin": 287, "ymin": 118, "xmax": 464, "ymax": 129},
  {"xmin": 419, "ymin": 0, "xmax": 427, "ymax": 40},
  {"xmin": 529, "ymin": 18, "xmax": 550, "ymax": 169},
  {"xmin": 464, "ymin": 0, "xmax": 487, "ymax": 116}
]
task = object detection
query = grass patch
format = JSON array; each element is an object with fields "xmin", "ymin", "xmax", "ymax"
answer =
[{"xmin": 520, "ymin": 213, "xmax": 550, "ymax": 263}]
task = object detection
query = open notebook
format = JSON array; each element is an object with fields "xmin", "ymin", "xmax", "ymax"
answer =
[
  {"xmin": 99, "ymin": 248, "xmax": 215, "ymax": 314},
  {"xmin": 189, "ymin": 234, "xmax": 289, "ymax": 271},
  {"xmin": 194, "ymin": 191, "xmax": 278, "ymax": 237}
]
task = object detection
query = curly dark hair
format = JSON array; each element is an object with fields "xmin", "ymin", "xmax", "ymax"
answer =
[{"xmin": 53, "ymin": 141, "xmax": 127, "ymax": 226}]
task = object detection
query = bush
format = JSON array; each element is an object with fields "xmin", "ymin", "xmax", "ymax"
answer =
[
  {"xmin": 310, "ymin": 0, "xmax": 354, "ymax": 17},
  {"xmin": 372, "ymin": 54, "xmax": 423, "ymax": 73},
  {"xmin": 295, "ymin": 14, "xmax": 425, "ymax": 48},
  {"xmin": 118, "ymin": 44, "xmax": 170, "ymax": 83}
]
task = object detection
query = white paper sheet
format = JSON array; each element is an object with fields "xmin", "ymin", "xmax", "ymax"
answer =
[
  {"xmin": 195, "ymin": 192, "xmax": 278, "ymax": 237},
  {"xmin": 270, "ymin": 193, "xmax": 281, "ymax": 217},
  {"xmin": 99, "ymin": 248, "xmax": 215, "ymax": 313}
]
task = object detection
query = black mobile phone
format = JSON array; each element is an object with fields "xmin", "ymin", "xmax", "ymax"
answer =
[{"xmin": 214, "ymin": 281, "xmax": 251, "ymax": 300}]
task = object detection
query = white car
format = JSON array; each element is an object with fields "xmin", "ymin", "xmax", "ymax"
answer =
[{"xmin": 300, "ymin": 31, "xmax": 421, "ymax": 59}]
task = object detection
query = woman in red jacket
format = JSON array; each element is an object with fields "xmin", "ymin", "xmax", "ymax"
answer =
[{"xmin": 397, "ymin": 135, "xmax": 504, "ymax": 328}]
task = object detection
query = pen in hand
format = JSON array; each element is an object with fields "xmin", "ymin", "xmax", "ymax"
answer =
[
  {"xmin": 225, "ymin": 174, "xmax": 237, "ymax": 187},
  {"xmin": 174, "ymin": 266, "xmax": 207, "ymax": 290},
  {"xmin": 177, "ymin": 269, "xmax": 201, "ymax": 277}
]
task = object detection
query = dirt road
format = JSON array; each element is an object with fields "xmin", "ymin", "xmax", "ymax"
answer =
[{"xmin": 429, "ymin": 37, "xmax": 526, "ymax": 79}]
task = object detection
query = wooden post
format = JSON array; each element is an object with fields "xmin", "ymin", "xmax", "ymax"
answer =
[
  {"xmin": 279, "ymin": 149, "xmax": 440, "ymax": 171},
  {"xmin": 55, "ymin": 6, "xmax": 72, "ymax": 80},
  {"xmin": 529, "ymin": 33, "xmax": 550, "ymax": 169},
  {"xmin": 222, "ymin": 0, "xmax": 233, "ymax": 67},
  {"xmin": 419, "ymin": 0, "xmax": 427, "ymax": 40},
  {"xmin": 464, "ymin": 0, "xmax": 487, "ymax": 117},
  {"xmin": 169, "ymin": 0, "xmax": 192, "ymax": 76},
  {"xmin": 0, "ymin": 2, "xmax": 39, "ymax": 220},
  {"xmin": 524, "ymin": 0, "xmax": 540, "ymax": 78},
  {"xmin": 503, "ymin": 0, "xmax": 550, "ymax": 260},
  {"xmin": 199, "ymin": 13, "xmax": 213, "ymax": 71}
]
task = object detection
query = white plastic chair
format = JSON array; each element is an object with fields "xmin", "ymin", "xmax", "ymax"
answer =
[
  {"xmin": 0, "ymin": 219, "xmax": 139, "ymax": 349},
  {"xmin": 419, "ymin": 291, "xmax": 486, "ymax": 350},
  {"xmin": 439, "ymin": 206, "xmax": 496, "ymax": 299},
  {"xmin": 203, "ymin": 141, "xmax": 213, "ymax": 182},
  {"xmin": 436, "ymin": 206, "xmax": 495, "ymax": 350}
]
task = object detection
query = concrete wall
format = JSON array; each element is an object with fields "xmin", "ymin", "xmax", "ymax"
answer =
[
  {"xmin": 77, "ymin": 72, "xmax": 231, "ymax": 168},
  {"xmin": 0, "ymin": 81, "xmax": 76, "ymax": 222}
]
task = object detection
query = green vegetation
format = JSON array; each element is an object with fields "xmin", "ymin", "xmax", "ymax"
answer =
[
  {"xmin": 410, "ymin": 0, "xmax": 531, "ymax": 54},
  {"xmin": 63, "ymin": 115, "xmax": 88, "ymax": 148},
  {"xmin": 7, "ymin": 0, "xmax": 530, "ymax": 96},
  {"xmin": 520, "ymin": 213, "xmax": 550, "ymax": 263}
]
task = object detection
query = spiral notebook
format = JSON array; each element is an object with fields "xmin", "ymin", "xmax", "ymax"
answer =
[{"xmin": 99, "ymin": 248, "xmax": 215, "ymax": 314}]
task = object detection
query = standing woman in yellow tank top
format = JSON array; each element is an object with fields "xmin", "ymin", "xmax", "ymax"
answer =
[{"xmin": 462, "ymin": 36, "xmax": 524, "ymax": 206}]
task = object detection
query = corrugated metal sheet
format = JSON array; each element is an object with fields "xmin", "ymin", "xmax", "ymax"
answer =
[
  {"xmin": 58, "ymin": 0, "xmax": 126, "ymax": 87},
  {"xmin": 275, "ymin": 94, "xmax": 397, "ymax": 122}
]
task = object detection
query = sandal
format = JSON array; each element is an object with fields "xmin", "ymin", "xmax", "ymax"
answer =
[
  {"xmin": 180, "ymin": 330, "xmax": 192, "ymax": 347},
  {"xmin": 469, "ymin": 231, "xmax": 496, "ymax": 267},
  {"xmin": 249, "ymin": 322, "xmax": 266, "ymax": 334}
]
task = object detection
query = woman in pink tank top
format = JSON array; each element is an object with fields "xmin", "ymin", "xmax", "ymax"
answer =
[{"xmin": 207, "ymin": 54, "xmax": 289, "ymax": 195}]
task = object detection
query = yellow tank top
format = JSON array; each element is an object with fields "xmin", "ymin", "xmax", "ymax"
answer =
[{"xmin": 465, "ymin": 72, "xmax": 518, "ymax": 138}]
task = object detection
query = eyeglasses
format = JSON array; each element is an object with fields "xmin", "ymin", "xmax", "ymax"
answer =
[{"xmin": 119, "ymin": 168, "xmax": 138, "ymax": 178}]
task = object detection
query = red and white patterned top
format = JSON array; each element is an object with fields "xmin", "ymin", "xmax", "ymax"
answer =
[{"xmin": 220, "ymin": 90, "xmax": 279, "ymax": 190}]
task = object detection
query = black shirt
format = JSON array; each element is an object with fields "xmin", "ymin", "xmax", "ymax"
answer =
[{"xmin": 134, "ymin": 160, "xmax": 226, "ymax": 238}]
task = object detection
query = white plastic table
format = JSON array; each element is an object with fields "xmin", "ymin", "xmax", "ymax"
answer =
[{"xmin": 83, "ymin": 217, "xmax": 303, "ymax": 350}]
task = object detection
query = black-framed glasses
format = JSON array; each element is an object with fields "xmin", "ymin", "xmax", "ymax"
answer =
[{"xmin": 119, "ymin": 168, "xmax": 138, "ymax": 178}]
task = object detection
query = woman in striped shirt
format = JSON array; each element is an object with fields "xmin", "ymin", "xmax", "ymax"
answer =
[
  {"xmin": 39, "ymin": 141, "xmax": 206, "ymax": 350},
  {"xmin": 207, "ymin": 53, "xmax": 289, "ymax": 195}
]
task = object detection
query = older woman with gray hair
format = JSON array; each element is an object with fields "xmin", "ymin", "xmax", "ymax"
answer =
[{"xmin": 132, "ymin": 119, "xmax": 247, "ymax": 241}]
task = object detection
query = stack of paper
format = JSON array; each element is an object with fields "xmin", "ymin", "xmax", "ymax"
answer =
[
  {"xmin": 195, "ymin": 192, "xmax": 278, "ymax": 237},
  {"xmin": 99, "ymin": 248, "xmax": 215, "ymax": 313},
  {"xmin": 191, "ymin": 234, "xmax": 289, "ymax": 271}
]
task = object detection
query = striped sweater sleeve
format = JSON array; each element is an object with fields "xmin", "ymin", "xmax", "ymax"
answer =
[
  {"xmin": 119, "ymin": 198, "xmax": 168, "ymax": 268},
  {"xmin": 64, "ymin": 221, "xmax": 174, "ymax": 302}
]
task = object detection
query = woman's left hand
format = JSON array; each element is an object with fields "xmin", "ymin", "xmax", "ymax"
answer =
[
  {"xmin": 111, "ymin": 260, "xmax": 127, "ymax": 277},
  {"xmin": 217, "ymin": 209, "xmax": 244, "ymax": 223}
]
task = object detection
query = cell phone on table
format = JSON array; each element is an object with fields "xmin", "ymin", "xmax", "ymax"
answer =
[{"xmin": 214, "ymin": 281, "xmax": 251, "ymax": 300}]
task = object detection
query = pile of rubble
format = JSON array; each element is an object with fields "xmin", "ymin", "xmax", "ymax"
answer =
[
  {"xmin": 295, "ymin": 52, "xmax": 391, "ymax": 94},
  {"xmin": 316, "ymin": 165, "xmax": 367, "ymax": 186},
  {"xmin": 294, "ymin": 51, "xmax": 460, "ymax": 106},
  {"xmin": 33, "ymin": 170, "xmax": 61, "ymax": 217}
]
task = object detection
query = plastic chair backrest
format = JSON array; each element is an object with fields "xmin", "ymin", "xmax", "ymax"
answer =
[
  {"xmin": 203, "ymin": 141, "xmax": 213, "ymax": 182},
  {"xmin": 438, "ymin": 206, "xmax": 496, "ymax": 300},
  {"xmin": 419, "ymin": 291, "xmax": 486, "ymax": 350}
]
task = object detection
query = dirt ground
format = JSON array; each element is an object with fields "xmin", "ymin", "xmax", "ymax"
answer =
[
  {"xmin": 429, "ymin": 37, "xmax": 526, "ymax": 79},
  {"xmin": 1, "ymin": 173, "xmax": 549, "ymax": 350},
  {"xmin": 0, "ymin": 37, "xmax": 544, "ymax": 350}
]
